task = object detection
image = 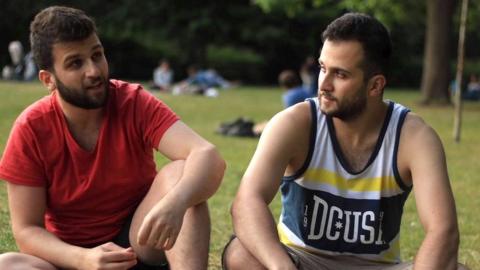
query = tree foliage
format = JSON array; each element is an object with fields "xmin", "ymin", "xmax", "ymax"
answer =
[
  {"xmin": 0, "ymin": 0, "xmax": 478, "ymax": 89},
  {"xmin": 253, "ymin": 0, "xmax": 479, "ymax": 105}
]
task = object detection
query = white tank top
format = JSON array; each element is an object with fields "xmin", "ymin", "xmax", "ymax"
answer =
[{"xmin": 278, "ymin": 98, "xmax": 411, "ymax": 263}]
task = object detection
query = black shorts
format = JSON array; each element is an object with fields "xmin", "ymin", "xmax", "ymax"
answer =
[{"xmin": 112, "ymin": 215, "xmax": 169, "ymax": 270}]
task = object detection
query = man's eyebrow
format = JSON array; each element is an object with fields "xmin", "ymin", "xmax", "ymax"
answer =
[
  {"xmin": 319, "ymin": 61, "xmax": 352, "ymax": 75},
  {"xmin": 63, "ymin": 53, "xmax": 81, "ymax": 64},
  {"xmin": 91, "ymin": 44, "xmax": 103, "ymax": 51},
  {"xmin": 334, "ymin": 67, "xmax": 351, "ymax": 74},
  {"xmin": 63, "ymin": 44, "xmax": 103, "ymax": 64}
]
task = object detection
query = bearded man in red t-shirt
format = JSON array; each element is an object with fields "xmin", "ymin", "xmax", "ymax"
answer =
[{"xmin": 0, "ymin": 6, "xmax": 225, "ymax": 270}]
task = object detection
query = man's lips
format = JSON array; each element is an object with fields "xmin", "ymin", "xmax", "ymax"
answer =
[
  {"xmin": 320, "ymin": 92, "xmax": 335, "ymax": 101},
  {"xmin": 86, "ymin": 81, "xmax": 103, "ymax": 90}
]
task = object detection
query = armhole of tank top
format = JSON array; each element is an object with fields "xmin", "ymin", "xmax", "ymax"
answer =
[
  {"xmin": 283, "ymin": 98, "xmax": 318, "ymax": 181},
  {"xmin": 392, "ymin": 107, "xmax": 412, "ymax": 191}
]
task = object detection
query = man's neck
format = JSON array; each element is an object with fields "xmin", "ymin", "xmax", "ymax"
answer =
[
  {"xmin": 56, "ymin": 94, "xmax": 104, "ymax": 129},
  {"xmin": 332, "ymin": 100, "xmax": 388, "ymax": 147},
  {"xmin": 330, "ymin": 100, "xmax": 389, "ymax": 172},
  {"xmin": 56, "ymin": 94, "xmax": 104, "ymax": 151}
]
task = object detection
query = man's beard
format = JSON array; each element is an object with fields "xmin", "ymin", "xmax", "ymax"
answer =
[
  {"xmin": 56, "ymin": 76, "xmax": 109, "ymax": 109},
  {"xmin": 320, "ymin": 86, "xmax": 367, "ymax": 121}
]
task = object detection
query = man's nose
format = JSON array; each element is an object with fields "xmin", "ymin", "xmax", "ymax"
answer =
[
  {"xmin": 318, "ymin": 73, "xmax": 333, "ymax": 93},
  {"xmin": 85, "ymin": 60, "xmax": 101, "ymax": 77}
]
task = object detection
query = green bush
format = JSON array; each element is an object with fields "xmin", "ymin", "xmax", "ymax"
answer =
[{"xmin": 207, "ymin": 45, "xmax": 266, "ymax": 83}]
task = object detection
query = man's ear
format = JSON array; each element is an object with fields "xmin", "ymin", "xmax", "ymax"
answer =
[
  {"xmin": 38, "ymin": 70, "xmax": 56, "ymax": 92},
  {"xmin": 367, "ymin": 74, "xmax": 386, "ymax": 97}
]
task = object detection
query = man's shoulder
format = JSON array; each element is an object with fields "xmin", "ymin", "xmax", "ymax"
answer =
[
  {"xmin": 16, "ymin": 94, "xmax": 56, "ymax": 126},
  {"xmin": 109, "ymin": 79, "xmax": 157, "ymax": 104},
  {"xmin": 109, "ymin": 79, "xmax": 142, "ymax": 94},
  {"xmin": 108, "ymin": 79, "xmax": 174, "ymax": 121},
  {"xmin": 258, "ymin": 101, "xmax": 313, "ymax": 170},
  {"xmin": 7, "ymin": 94, "xmax": 59, "ymax": 149},
  {"xmin": 401, "ymin": 113, "xmax": 430, "ymax": 134},
  {"xmin": 267, "ymin": 101, "xmax": 313, "ymax": 136},
  {"xmin": 399, "ymin": 112, "xmax": 442, "ymax": 150}
]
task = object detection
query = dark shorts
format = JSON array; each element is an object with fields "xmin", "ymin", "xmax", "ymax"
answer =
[
  {"xmin": 111, "ymin": 215, "xmax": 169, "ymax": 270},
  {"xmin": 221, "ymin": 235, "xmax": 300, "ymax": 270},
  {"xmin": 221, "ymin": 235, "xmax": 414, "ymax": 270}
]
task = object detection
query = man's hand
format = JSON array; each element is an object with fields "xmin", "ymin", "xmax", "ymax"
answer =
[
  {"xmin": 78, "ymin": 242, "xmax": 137, "ymax": 270},
  {"xmin": 137, "ymin": 197, "xmax": 187, "ymax": 250}
]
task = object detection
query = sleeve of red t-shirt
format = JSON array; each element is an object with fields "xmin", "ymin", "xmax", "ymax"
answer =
[
  {"xmin": 134, "ymin": 88, "xmax": 179, "ymax": 150},
  {"xmin": 0, "ymin": 120, "xmax": 47, "ymax": 186}
]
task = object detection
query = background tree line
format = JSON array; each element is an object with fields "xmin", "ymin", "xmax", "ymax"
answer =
[{"xmin": 1, "ymin": 0, "xmax": 479, "ymax": 103}]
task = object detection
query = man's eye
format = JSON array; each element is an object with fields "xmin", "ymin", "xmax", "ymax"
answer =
[
  {"xmin": 92, "ymin": 52, "xmax": 103, "ymax": 61},
  {"xmin": 69, "ymin": 60, "xmax": 82, "ymax": 68},
  {"xmin": 336, "ymin": 71, "xmax": 346, "ymax": 78}
]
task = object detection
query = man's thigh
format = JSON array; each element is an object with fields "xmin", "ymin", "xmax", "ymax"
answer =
[{"xmin": 284, "ymin": 246, "xmax": 413, "ymax": 270}]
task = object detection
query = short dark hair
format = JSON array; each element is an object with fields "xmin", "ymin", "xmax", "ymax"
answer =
[
  {"xmin": 322, "ymin": 13, "xmax": 391, "ymax": 79},
  {"xmin": 30, "ymin": 6, "xmax": 97, "ymax": 70},
  {"xmin": 278, "ymin": 70, "xmax": 301, "ymax": 89}
]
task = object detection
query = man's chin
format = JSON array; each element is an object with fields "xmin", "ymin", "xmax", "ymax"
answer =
[
  {"xmin": 83, "ymin": 88, "xmax": 108, "ymax": 109},
  {"xmin": 320, "ymin": 108, "xmax": 335, "ymax": 117},
  {"xmin": 320, "ymin": 101, "xmax": 337, "ymax": 115},
  {"xmin": 93, "ymin": 92, "xmax": 108, "ymax": 108}
]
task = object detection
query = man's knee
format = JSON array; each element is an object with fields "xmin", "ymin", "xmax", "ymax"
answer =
[
  {"xmin": 223, "ymin": 238, "xmax": 243, "ymax": 270},
  {"xmin": 154, "ymin": 160, "xmax": 185, "ymax": 188},
  {"xmin": 223, "ymin": 238, "xmax": 264, "ymax": 270},
  {"xmin": 0, "ymin": 252, "xmax": 55, "ymax": 270},
  {"xmin": 0, "ymin": 253, "xmax": 26, "ymax": 268}
]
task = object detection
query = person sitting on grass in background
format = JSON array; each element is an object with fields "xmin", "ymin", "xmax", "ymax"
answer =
[
  {"xmin": 300, "ymin": 55, "xmax": 320, "ymax": 97},
  {"xmin": 1, "ymin": 40, "xmax": 37, "ymax": 81},
  {"xmin": 464, "ymin": 74, "xmax": 480, "ymax": 101},
  {"xmin": 152, "ymin": 59, "xmax": 173, "ymax": 91},
  {"xmin": 250, "ymin": 70, "xmax": 312, "ymax": 136},
  {"xmin": 223, "ymin": 12, "xmax": 468, "ymax": 270},
  {"xmin": 172, "ymin": 65, "xmax": 237, "ymax": 96},
  {"xmin": 0, "ymin": 6, "xmax": 225, "ymax": 270},
  {"xmin": 279, "ymin": 69, "xmax": 313, "ymax": 108}
]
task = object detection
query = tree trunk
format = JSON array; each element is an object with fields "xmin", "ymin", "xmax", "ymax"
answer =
[{"xmin": 420, "ymin": 0, "xmax": 457, "ymax": 105}]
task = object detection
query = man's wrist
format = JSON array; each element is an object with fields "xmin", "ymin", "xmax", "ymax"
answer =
[
  {"xmin": 161, "ymin": 189, "xmax": 190, "ymax": 213},
  {"xmin": 72, "ymin": 246, "xmax": 88, "ymax": 269},
  {"xmin": 163, "ymin": 182, "xmax": 192, "ymax": 209}
]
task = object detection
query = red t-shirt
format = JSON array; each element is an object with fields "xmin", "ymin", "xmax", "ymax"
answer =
[{"xmin": 0, "ymin": 79, "xmax": 179, "ymax": 246}]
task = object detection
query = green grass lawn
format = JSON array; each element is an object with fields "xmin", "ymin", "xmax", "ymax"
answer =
[{"xmin": 0, "ymin": 80, "xmax": 478, "ymax": 269}]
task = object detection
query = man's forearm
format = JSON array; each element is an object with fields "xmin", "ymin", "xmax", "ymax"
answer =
[
  {"xmin": 166, "ymin": 145, "xmax": 225, "ymax": 208},
  {"xmin": 14, "ymin": 225, "xmax": 86, "ymax": 269},
  {"xmin": 232, "ymin": 198, "xmax": 297, "ymax": 270},
  {"xmin": 414, "ymin": 230, "xmax": 459, "ymax": 270}
]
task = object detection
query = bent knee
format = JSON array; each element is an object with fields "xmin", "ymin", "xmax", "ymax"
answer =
[
  {"xmin": 223, "ymin": 238, "xmax": 264, "ymax": 270},
  {"xmin": 154, "ymin": 160, "xmax": 186, "ymax": 188},
  {"xmin": 0, "ymin": 252, "xmax": 54, "ymax": 270},
  {"xmin": 0, "ymin": 253, "xmax": 25, "ymax": 267}
]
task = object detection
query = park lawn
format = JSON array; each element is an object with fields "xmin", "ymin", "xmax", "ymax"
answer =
[{"xmin": 0, "ymin": 80, "xmax": 478, "ymax": 269}]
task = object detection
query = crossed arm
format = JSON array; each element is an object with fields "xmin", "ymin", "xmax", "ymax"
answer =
[{"xmin": 136, "ymin": 121, "xmax": 225, "ymax": 249}]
